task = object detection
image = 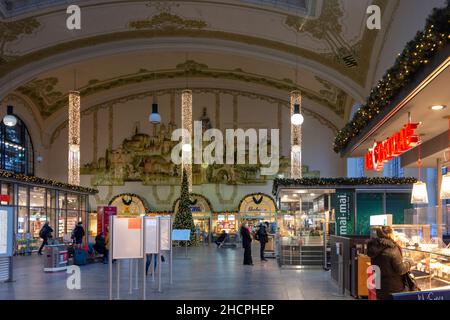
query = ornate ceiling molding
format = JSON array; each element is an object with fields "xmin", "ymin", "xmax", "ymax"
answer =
[
  {"xmin": 18, "ymin": 61, "xmax": 349, "ymax": 119},
  {"xmin": 49, "ymin": 86, "xmax": 339, "ymax": 146}
]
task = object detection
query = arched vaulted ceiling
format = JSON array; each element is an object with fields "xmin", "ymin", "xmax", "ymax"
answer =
[{"xmin": 0, "ymin": 0, "xmax": 401, "ymax": 135}]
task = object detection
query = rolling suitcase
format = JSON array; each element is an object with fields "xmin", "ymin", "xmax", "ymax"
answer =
[{"xmin": 74, "ymin": 248, "xmax": 87, "ymax": 265}]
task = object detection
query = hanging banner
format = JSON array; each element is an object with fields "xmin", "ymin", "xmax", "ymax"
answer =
[
  {"xmin": 97, "ymin": 206, "xmax": 117, "ymax": 238},
  {"xmin": 331, "ymin": 190, "xmax": 354, "ymax": 236}
]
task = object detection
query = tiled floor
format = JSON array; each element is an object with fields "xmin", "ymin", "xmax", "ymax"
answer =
[{"xmin": 0, "ymin": 245, "xmax": 353, "ymax": 300}]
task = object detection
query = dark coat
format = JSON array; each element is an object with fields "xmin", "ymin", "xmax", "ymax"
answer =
[
  {"xmin": 240, "ymin": 226, "xmax": 252, "ymax": 248},
  {"xmin": 39, "ymin": 224, "xmax": 53, "ymax": 239},
  {"xmin": 73, "ymin": 225, "xmax": 85, "ymax": 240},
  {"xmin": 256, "ymin": 225, "xmax": 268, "ymax": 243},
  {"xmin": 367, "ymin": 238, "xmax": 411, "ymax": 300},
  {"xmin": 94, "ymin": 234, "xmax": 106, "ymax": 254}
]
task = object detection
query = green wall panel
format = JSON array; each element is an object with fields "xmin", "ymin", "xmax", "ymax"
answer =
[{"xmin": 356, "ymin": 193, "xmax": 383, "ymax": 235}]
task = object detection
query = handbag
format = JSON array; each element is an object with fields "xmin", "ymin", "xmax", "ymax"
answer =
[{"xmin": 403, "ymin": 271, "xmax": 420, "ymax": 292}]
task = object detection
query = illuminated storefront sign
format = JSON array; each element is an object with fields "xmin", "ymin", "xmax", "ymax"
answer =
[{"xmin": 365, "ymin": 122, "xmax": 419, "ymax": 171}]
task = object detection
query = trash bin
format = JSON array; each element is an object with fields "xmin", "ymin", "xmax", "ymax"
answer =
[{"xmin": 43, "ymin": 245, "xmax": 68, "ymax": 272}]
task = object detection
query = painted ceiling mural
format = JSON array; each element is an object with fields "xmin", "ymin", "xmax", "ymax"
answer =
[
  {"xmin": 0, "ymin": 0, "xmax": 395, "ymax": 115},
  {"xmin": 81, "ymin": 109, "xmax": 320, "ymax": 187},
  {"xmin": 16, "ymin": 60, "xmax": 349, "ymax": 119}
]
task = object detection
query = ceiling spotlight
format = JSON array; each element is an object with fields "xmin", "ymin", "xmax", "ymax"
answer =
[
  {"xmin": 430, "ymin": 105, "xmax": 447, "ymax": 111},
  {"xmin": 149, "ymin": 103, "xmax": 161, "ymax": 124},
  {"xmin": 3, "ymin": 105, "xmax": 17, "ymax": 127},
  {"xmin": 291, "ymin": 104, "xmax": 304, "ymax": 125}
]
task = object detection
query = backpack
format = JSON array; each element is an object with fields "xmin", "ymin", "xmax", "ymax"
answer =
[{"xmin": 39, "ymin": 226, "xmax": 47, "ymax": 238}]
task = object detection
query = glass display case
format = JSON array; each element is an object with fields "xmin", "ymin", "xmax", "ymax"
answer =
[
  {"xmin": 402, "ymin": 247, "xmax": 450, "ymax": 291},
  {"xmin": 391, "ymin": 224, "xmax": 450, "ymax": 291}
]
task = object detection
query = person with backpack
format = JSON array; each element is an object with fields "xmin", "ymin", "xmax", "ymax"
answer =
[
  {"xmin": 72, "ymin": 222, "xmax": 85, "ymax": 246},
  {"xmin": 255, "ymin": 222, "xmax": 269, "ymax": 261},
  {"xmin": 38, "ymin": 221, "xmax": 53, "ymax": 255}
]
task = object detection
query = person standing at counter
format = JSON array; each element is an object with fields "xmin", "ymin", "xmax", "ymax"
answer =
[
  {"xmin": 240, "ymin": 222, "xmax": 253, "ymax": 266},
  {"xmin": 367, "ymin": 226, "xmax": 416, "ymax": 300}
]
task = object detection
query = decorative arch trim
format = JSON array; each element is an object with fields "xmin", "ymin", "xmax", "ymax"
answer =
[
  {"xmin": 108, "ymin": 192, "xmax": 151, "ymax": 213},
  {"xmin": 238, "ymin": 192, "xmax": 277, "ymax": 212},
  {"xmin": 171, "ymin": 192, "xmax": 214, "ymax": 213}
]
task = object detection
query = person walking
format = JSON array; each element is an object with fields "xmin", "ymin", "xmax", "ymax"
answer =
[
  {"xmin": 256, "ymin": 222, "xmax": 269, "ymax": 261},
  {"xmin": 367, "ymin": 226, "xmax": 416, "ymax": 300},
  {"xmin": 72, "ymin": 222, "xmax": 85, "ymax": 246},
  {"xmin": 146, "ymin": 254, "xmax": 165, "ymax": 275},
  {"xmin": 240, "ymin": 222, "xmax": 253, "ymax": 266},
  {"xmin": 38, "ymin": 221, "xmax": 53, "ymax": 255}
]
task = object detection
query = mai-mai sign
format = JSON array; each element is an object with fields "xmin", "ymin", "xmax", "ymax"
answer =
[{"xmin": 365, "ymin": 122, "xmax": 419, "ymax": 171}]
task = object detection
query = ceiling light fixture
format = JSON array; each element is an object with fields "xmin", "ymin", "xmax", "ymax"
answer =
[
  {"xmin": 430, "ymin": 105, "xmax": 447, "ymax": 111},
  {"xmin": 3, "ymin": 105, "xmax": 17, "ymax": 127},
  {"xmin": 149, "ymin": 103, "xmax": 161, "ymax": 124}
]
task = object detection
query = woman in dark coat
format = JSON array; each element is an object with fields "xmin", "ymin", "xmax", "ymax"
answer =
[
  {"xmin": 367, "ymin": 226, "xmax": 413, "ymax": 300},
  {"xmin": 240, "ymin": 222, "xmax": 253, "ymax": 265}
]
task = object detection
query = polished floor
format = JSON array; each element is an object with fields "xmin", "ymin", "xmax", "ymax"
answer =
[{"xmin": 0, "ymin": 244, "xmax": 352, "ymax": 300}]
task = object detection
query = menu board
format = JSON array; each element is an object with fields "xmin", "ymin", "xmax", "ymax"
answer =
[
  {"xmin": 112, "ymin": 217, "xmax": 143, "ymax": 259},
  {"xmin": 144, "ymin": 217, "xmax": 159, "ymax": 254},
  {"xmin": 159, "ymin": 218, "xmax": 171, "ymax": 251},
  {"xmin": 0, "ymin": 208, "xmax": 13, "ymax": 257}
]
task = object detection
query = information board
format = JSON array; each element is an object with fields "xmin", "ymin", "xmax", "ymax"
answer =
[
  {"xmin": 112, "ymin": 216, "xmax": 143, "ymax": 259},
  {"xmin": 144, "ymin": 217, "xmax": 159, "ymax": 254},
  {"xmin": 159, "ymin": 217, "xmax": 171, "ymax": 251},
  {"xmin": 172, "ymin": 229, "xmax": 191, "ymax": 241},
  {"xmin": 0, "ymin": 207, "xmax": 13, "ymax": 257}
]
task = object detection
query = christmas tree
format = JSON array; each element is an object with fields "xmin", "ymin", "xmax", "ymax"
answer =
[{"xmin": 173, "ymin": 169, "xmax": 196, "ymax": 245}]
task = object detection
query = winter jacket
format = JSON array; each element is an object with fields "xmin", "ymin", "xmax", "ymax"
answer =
[
  {"xmin": 256, "ymin": 225, "xmax": 268, "ymax": 243},
  {"xmin": 72, "ymin": 225, "xmax": 85, "ymax": 240},
  {"xmin": 39, "ymin": 225, "xmax": 53, "ymax": 239},
  {"xmin": 367, "ymin": 237, "xmax": 411, "ymax": 300},
  {"xmin": 240, "ymin": 226, "xmax": 252, "ymax": 248}
]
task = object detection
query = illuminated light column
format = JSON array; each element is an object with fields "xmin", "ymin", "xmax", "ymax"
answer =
[
  {"xmin": 181, "ymin": 89, "xmax": 193, "ymax": 192},
  {"xmin": 68, "ymin": 91, "xmax": 80, "ymax": 185},
  {"xmin": 290, "ymin": 90, "xmax": 303, "ymax": 179}
]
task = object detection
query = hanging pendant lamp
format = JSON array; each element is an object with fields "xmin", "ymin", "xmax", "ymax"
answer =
[{"xmin": 411, "ymin": 140, "xmax": 428, "ymax": 204}]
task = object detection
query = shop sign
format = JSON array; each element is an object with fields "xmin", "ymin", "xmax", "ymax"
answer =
[
  {"xmin": 365, "ymin": 122, "xmax": 419, "ymax": 171},
  {"xmin": 0, "ymin": 195, "xmax": 10, "ymax": 205},
  {"xmin": 392, "ymin": 289, "xmax": 450, "ymax": 300},
  {"xmin": 332, "ymin": 190, "xmax": 354, "ymax": 236}
]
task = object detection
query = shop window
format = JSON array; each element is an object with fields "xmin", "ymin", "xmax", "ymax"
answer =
[
  {"xmin": 0, "ymin": 117, "xmax": 34, "ymax": 175},
  {"xmin": 67, "ymin": 194, "xmax": 79, "ymax": 211},
  {"xmin": 29, "ymin": 187, "xmax": 46, "ymax": 239},
  {"xmin": 67, "ymin": 210, "xmax": 79, "ymax": 234}
]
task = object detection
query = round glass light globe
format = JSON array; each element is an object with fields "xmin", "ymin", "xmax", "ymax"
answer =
[{"xmin": 291, "ymin": 113, "xmax": 304, "ymax": 126}]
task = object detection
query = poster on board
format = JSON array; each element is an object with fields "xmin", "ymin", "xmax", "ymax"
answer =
[
  {"xmin": 0, "ymin": 207, "xmax": 13, "ymax": 257},
  {"xmin": 144, "ymin": 217, "xmax": 159, "ymax": 254},
  {"xmin": 112, "ymin": 216, "xmax": 143, "ymax": 259},
  {"xmin": 159, "ymin": 218, "xmax": 171, "ymax": 251}
]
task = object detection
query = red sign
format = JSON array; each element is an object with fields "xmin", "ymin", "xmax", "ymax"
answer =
[
  {"xmin": 0, "ymin": 195, "xmax": 11, "ymax": 205},
  {"xmin": 365, "ymin": 122, "xmax": 419, "ymax": 171},
  {"xmin": 97, "ymin": 206, "xmax": 117, "ymax": 238}
]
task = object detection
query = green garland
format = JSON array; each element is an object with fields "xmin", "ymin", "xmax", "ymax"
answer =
[
  {"xmin": 108, "ymin": 193, "xmax": 151, "ymax": 212},
  {"xmin": 334, "ymin": 2, "xmax": 450, "ymax": 153},
  {"xmin": 0, "ymin": 169, "xmax": 98, "ymax": 194},
  {"xmin": 237, "ymin": 192, "xmax": 278, "ymax": 211},
  {"xmin": 171, "ymin": 192, "xmax": 214, "ymax": 213},
  {"xmin": 272, "ymin": 177, "xmax": 417, "ymax": 195}
]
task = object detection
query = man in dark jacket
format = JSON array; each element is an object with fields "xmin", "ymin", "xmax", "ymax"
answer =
[
  {"xmin": 38, "ymin": 221, "xmax": 53, "ymax": 255},
  {"xmin": 72, "ymin": 222, "xmax": 85, "ymax": 245},
  {"xmin": 94, "ymin": 232, "xmax": 108, "ymax": 263},
  {"xmin": 240, "ymin": 222, "xmax": 253, "ymax": 265},
  {"xmin": 367, "ymin": 226, "xmax": 413, "ymax": 300},
  {"xmin": 256, "ymin": 223, "xmax": 269, "ymax": 261}
]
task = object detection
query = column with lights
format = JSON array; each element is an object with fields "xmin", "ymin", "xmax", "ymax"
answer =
[
  {"xmin": 290, "ymin": 90, "xmax": 304, "ymax": 179},
  {"xmin": 68, "ymin": 91, "xmax": 80, "ymax": 185},
  {"xmin": 181, "ymin": 89, "xmax": 193, "ymax": 192}
]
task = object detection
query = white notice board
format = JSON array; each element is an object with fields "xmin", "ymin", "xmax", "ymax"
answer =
[
  {"xmin": 0, "ymin": 207, "xmax": 13, "ymax": 257},
  {"xmin": 159, "ymin": 217, "xmax": 172, "ymax": 251},
  {"xmin": 112, "ymin": 216, "xmax": 143, "ymax": 259},
  {"xmin": 145, "ymin": 217, "xmax": 159, "ymax": 254}
]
